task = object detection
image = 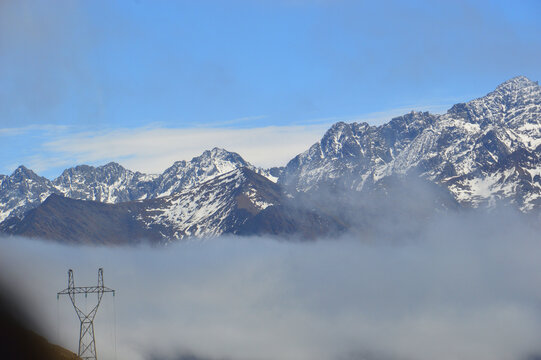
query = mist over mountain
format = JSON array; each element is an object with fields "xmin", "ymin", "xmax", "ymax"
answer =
[
  {"xmin": 1, "ymin": 76, "xmax": 541, "ymax": 243},
  {"xmin": 2, "ymin": 77, "xmax": 541, "ymax": 360},
  {"xmin": 2, "ymin": 213, "xmax": 541, "ymax": 360}
]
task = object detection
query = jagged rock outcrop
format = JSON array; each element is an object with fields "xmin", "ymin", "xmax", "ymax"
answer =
[
  {"xmin": 281, "ymin": 76, "xmax": 541, "ymax": 211},
  {"xmin": 0, "ymin": 148, "xmax": 275, "ymax": 223}
]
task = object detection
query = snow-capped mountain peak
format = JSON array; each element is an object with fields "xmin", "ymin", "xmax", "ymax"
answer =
[
  {"xmin": 495, "ymin": 75, "xmax": 539, "ymax": 93},
  {"xmin": 0, "ymin": 165, "xmax": 58, "ymax": 222},
  {"xmin": 136, "ymin": 167, "xmax": 283, "ymax": 240},
  {"xmin": 10, "ymin": 165, "xmax": 42, "ymax": 181},
  {"xmin": 0, "ymin": 148, "xmax": 277, "ymax": 222},
  {"xmin": 154, "ymin": 148, "xmax": 255, "ymax": 197},
  {"xmin": 446, "ymin": 75, "xmax": 541, "ymax": 128},
  {"xmin": 281, "ymin": 76, "xmax": 541, "ymax": 211},
  {"xmin": 52, "ymin": 161, "xmax": 158, "ymax": 203}
]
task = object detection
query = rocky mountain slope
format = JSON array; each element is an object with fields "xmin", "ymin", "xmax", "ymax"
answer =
[
  {"xmin": 135, "ymin": 167, "xmax": 283, "ymax": 240},
  {"xmin": 52, "ymin": 162, "xmax": 158, "ymax": 203},
  {"xmin": 0, "ymin": 166, "xmax": 60, "ymax": 223},
  {"xmin": 0, "ymin": 148, "xmax": 275, "ymax": 223},
  {"xmin": 0, "ymin": 168, "xmax": 290, "ymax": 243},
  {"xmin": 281, "ymin": 76, "xmax": 541, "ymax": 211}
]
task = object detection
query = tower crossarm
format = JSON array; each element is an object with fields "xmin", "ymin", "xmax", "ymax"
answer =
[{"xmin": 57, "ymin": 286, "xmax": 115, "ymax": 295}]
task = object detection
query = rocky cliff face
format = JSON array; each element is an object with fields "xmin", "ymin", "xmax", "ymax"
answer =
[
  {"xmin": 281, "ymin": 76, "xmax": 541, "ymax": 211},
  {"xmin": 0, "ymin": 166, "xmax": 59, "ymax": 222},
  {"xmin": 1, "ymin": 168, "xmax": 286, "ymax": 243},
  {"xmin": 52, "ymin": 162, "xmax": 158, "ymax": 203},
  {"xmin": 0, "ymin": 148, "xmax": 275, "ymax": 223}
]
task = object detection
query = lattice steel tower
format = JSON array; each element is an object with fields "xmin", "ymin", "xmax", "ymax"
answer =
[{"xmin": 58, "ymin": 268, "xmax": 115, "ymax": 360}]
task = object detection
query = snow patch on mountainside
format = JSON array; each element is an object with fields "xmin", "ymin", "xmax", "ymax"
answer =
[
  {"xmin": 281, "ymin": 76, "xmax": 541, "ymax": 212},
  {"xmin": 0, "ymin": 148, "xmax": 276, "ymax": 222},
  {"xmin": 135, "ymin": 168, "xmax": 281, "ymax": 240}
]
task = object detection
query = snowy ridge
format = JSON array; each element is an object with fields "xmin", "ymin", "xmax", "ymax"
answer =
[
  {"xmin": 281, "ymin": 76, "xmax": 541, "ymax": 211},
  {"xmin": 0, "ymin": 148, "xmax": 276, "ymax": 222},
  {"xmin": 152, "ymin": 147, "xmax": 276, "ymax": 197},
  {"xmin": 53, "ymin": 162, "xmax": 159, "ymax": 203},
  {"xmin": 0, "ymin": 166, "xmax": 59, "ymax": 222},
  {"xmin": 136, "ymin": 167, "xmax": 281, "ymax": 240},
  {"xmin": 0, "ymin": 167, "xmax": 284, "ymax": 243},
  {"xmin": 281, "ymin": 111, "xmax": 437, "ymax": 192}
]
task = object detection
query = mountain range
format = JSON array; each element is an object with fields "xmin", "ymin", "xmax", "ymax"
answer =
[
  {"xmin": 0, "ymin": 148, "xmax": 276, "ymax": 223},
  {"xmin": 1, "ymin": 76, "xmax": 540, "ymax": 243}
]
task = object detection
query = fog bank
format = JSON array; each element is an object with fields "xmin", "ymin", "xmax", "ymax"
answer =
[{"xmin": 1, "ymin": 210, "xmax": 541, "ymax": 360}]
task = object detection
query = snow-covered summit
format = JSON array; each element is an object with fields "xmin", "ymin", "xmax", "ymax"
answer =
[
  {"xmin": 495, "ymin": 75, "xmax": 539, "ymax": 93},
  {"xmin": 0, "ymin": 166, "xmax": 58, "ymax": 222},
  {"xmin": 0, "ymin": 148, "xmax": 276, "ymax": 222},
  {"xmin": 281, "ymin": 76, "xmax": 541, "ymax": 211},
  {"xmin": 447, "ymin": 75, "xmax": 541, "ymax": 128},
  {"xmin": 153, "ymin": 147, "xmax": 252, "ymax": 197},
  {"xmin": 137, "ymin": 167, "xmax": 282, "ymax": 240},
  {"xmin": 53, "ymin": 162, "xmax": 158, "ymax": 203},
  {"xmin": 281, "ymin": 110, "xmax": 437, "ymax": 191},
  {"xmin": 1, "ymin": 167, "xmax": 284, "ymax": 243}
]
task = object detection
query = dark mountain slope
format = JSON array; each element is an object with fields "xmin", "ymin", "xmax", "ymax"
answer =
[
  {"xmin": 1, "ymin": 168, "xmax": 288, "ymax": 243},
  {"xmin": 0, "ymin": 148, "xmax": 277, "ymax": 223},
  {"xmin": 0, "ymin": 194, "xmax": 159, "ymax": 245}
]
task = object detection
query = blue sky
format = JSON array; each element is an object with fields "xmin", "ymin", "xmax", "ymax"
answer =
[{"xmin": 1, "ymin": 0, "xmax": 540, "ymax": 178}]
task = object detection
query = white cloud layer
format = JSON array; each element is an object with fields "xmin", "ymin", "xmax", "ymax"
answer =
[
  {"xmin": 0, "ymin": 102, "xmax": 453, "ymax": 178},
  {"xmin": 25, "ymin": 102, "xmax": 452, "ymax": 176},
  {"xmin": 32, "ymin": 124, "xmax": 330, "ymax": 174},
  {"xmin": 1, "ymin": 210, "xmax": 541, "ymax": 360}
]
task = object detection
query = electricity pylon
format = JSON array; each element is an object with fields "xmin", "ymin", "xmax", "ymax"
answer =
[{"xmin": 57, "ymin": 268, "xmax": 115, "ymax": 360}]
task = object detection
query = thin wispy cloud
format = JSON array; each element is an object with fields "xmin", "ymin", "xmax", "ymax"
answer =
[
  {"xmin": 295, "ymin": 103, "xmax": 454, "ymax": 126},
  {"xmin": 0, "ymin": 124, "xmax": 70, "ymax": 137},
  {"xmin": 37, "ymin": 103, "xmax": 455, "ymax": 175},
  {"xmin": 34, "ymin": 124, "xmax": 330, "ymax": 175},
  {"xmin": 2, "ymin": 101, "xmax": 455, "ymax": 177},
  {"xmin": 201, "ymin": 115, "xmax": 269, "ymax": 127}
]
